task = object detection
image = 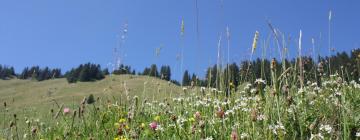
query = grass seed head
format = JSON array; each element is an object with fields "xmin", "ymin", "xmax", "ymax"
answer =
[
  {"xmin": 251, "ymin": 31, "xmax": 259, "ymax": 53},
  {"xmin": 271, "ymin": 58, "xmax": 276, "ymax": 70},
  {"xmin": 251, "ymin": 109, "xmax": 257, "ymax": 122}
]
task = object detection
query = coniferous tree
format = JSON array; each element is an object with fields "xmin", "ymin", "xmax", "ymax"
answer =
[
  {"xmin": 142, "ymin": 67, "xmax": 151, "ymax": 75},
  {"xmin": 0, "ymin": 65, "xmax": 16, "ymax": 80},
  {"xmin": 149, "ymin": 64, "xmax": 159, "ymax": 77},
  {"xmin": 160, "ymin": 65, "xmax": 171, "ymax": 81},
  {"xmin": 182, "ymin": 70, "xmax": 191, "ymax": 86},
  {"xmin": 102, "ymin": 68, "xmax": 110, "ymax": 75},
  {"xmin": 65, "ymin": 63, "xmax": 105, "ymax": 83}
]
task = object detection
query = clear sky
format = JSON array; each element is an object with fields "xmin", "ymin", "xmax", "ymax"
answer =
[{"xmin": 0, "ymin": 0, "xmax": 359, "ymax": 80}]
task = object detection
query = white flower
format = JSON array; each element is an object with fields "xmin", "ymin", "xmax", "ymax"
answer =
[
  {"xmin": 203, "ymin": 136, "xmax": 213, "ymax": 140},
  {"xmin": 319, "ymin": 124, "xmax": 332, "ymax": 134},
  {"xmin": 356, "ymin": 132, "xmax": 360, "ymax": 137},
  {"xmin": 241, "ymin": 108, "xmax": 250, "ymax": 112},
  {"xmin": 244, "ymin": 84, "xmax": 252, "ymax": 90},
  {"xmin": 155, "ymin": 125, "xmax": 164, "ymax": 132},
  {"xmin": 269, "ymin": 121, "xmax": 286, "ymax": 135},
  {"xmin": 310, "ymin": 133, "xmax": 324, "ymax": 140},
  {"xmin": 225, "ymin": 109, "xmax": 235, "ymax": 116},
  {"xmin": 240, "ymin": 133, "xmax": 249, "ymax": 139},
  {"xmin": 23, "ymin": 133, "xmax": 28, "ymax": 139},
  {"xmin": 239, "ymin": 101, "xmax": 247, "ymax": 107},
  {"xmin": 159, "ymin": 102, "xmax": 166, "ymax": 107},
  {"xmin": 168, "ymin": 123, "xmax": 175, "ymax": 128},
  {"xmin": 176, "ymin": 117, "xmax": 187, "ymax": 127},
  {"xmin": 250, "ymin": 88, "xmax": 257, "ymax": 94},
  {"xmin": 311, "ymin": 82, "xmax": 318, "ymax": 87},
  {"xmin": 200, "ymin": 87, "xmax": 206, "ymax": 92},
  {"xmin": 298, "ymin": 88, "xmax": 305, "ymax": 94},
  {"xmin": 255, "ymin": 78, "xmax": 266, "ymax": 84},
  {"xmin": 211, "ymin": 88, "xmax": 217, "ymax": 92},
  {"xmin": 257, "ymin": 114, "xmax": 266, "ymax": 121}
]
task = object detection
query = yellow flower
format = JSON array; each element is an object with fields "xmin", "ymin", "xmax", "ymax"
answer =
[
  {"xmin": 119, "ymin": 118, "xmax": 126, "ymax": 123},
  {"xmin": 140, "ymin": 123, "xmax": 145, "ymax": 129},
  {"xmin": 114, "ymin": 138, "xmax": 120, "ymax": 140},
  {"xmin": 154, "ymin": 116, "xmax": 160, "ymax": 122},
  {"xmin": 188, "ymin": 117, "xmax": 195, "ymax": 122},
  {"xmin": 120, "ymin": 136, "xmax": 127, "ymax": 140},
  {"xmin": 125, "ymin": 125, "xmax": 129, "ymax": 130},
  {"xmin": 114, "ymin": 123, "xmax": 120, "ymax": 128},
  {"xmin": 230, "ymin": 82, "xmax": 235, "ymax": 89}
]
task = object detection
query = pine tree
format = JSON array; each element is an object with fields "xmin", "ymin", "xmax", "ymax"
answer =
[
  {"xmin": 149, "ymin": 64, "xmax": 159, "ymax": 77},
  {"xmin": 79, "ymin": 64, "xmax": 91, "ymax": 82},
  {"xmin": 160, "ymin": 65, "xmax": 171, "ymax": 81},
  {"xmin": 102, "ymin": 68, "xmax": 110, "ymax": 75},
  {"xmin": 182, "ymin": 70, "xmax": 191, "ymax": 86}
]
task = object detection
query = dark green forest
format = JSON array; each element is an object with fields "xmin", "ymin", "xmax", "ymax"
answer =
[{"xmin": 1, "ymin": 49, "xmax": 360, "ymax": 87}]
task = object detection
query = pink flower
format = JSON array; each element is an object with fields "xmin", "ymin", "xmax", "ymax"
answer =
[
  {"xmin": 194, "ymin": 111, "xmax": 201, "ymax": 120},
  {"xmin": 231, "ymin": 129, "xmax": 238, "ymax": 140},
  {"xmin": 63, "ymin": 108, "xmax": 70, "ymax": 115},
  {"xmin": 216, "ymin": 108, "xmax": 225, "ymax": 118},
  {"xmin": 149, "ymin": 122, "xmax": 158, "ymax": 130}
]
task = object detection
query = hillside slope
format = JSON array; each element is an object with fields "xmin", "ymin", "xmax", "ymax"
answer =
[{"xmin": 0, "ymin": 75, "xmax": 182, "ymax": 115}]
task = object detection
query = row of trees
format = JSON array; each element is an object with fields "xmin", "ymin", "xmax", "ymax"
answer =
[
  {"xmin": 18, "ymin": 66, "xmax": 62, "ymax": 81},
  {"xmin": 181, "ymin": 48, "xmax": 360, "ymax": 90},
  {"xmin": 112, "ymin": 64, "xmax": 135, "ymax": 75},
  {"xmin": 65, "ymin": 63, "xmax": 105, "ymax": 83},
  {"xmin": 2, "ymin": 49, "xmax": 359, "ymax": 86},
  {"xmin": 0, "ymin": 65, "xmax": 16, "ymax": 80},
  {"xmin": 139, "ymin": 64, "xmax": 171, "ymax": 81}
]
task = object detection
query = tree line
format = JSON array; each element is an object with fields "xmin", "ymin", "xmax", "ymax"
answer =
[
  {"xmin": 1, "ymin": 49, "xmax": 359, "ymax": 86},
  {"xmin": 181, "ymin": 48, "xmax": 360, "ymax": 90},
  {"xmin": 18, "ymin": 66, "xmax": 62, "ymax": 81},
  {"xmin": 65, "ymin": 63, "xmax": 105, "ymax": 83},
  {"xmin": 0, "ymin": 65, "xmax": 16, "ymax": 80}
]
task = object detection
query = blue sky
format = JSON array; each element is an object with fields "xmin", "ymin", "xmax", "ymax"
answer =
[{"xmin": 0, "ymin": 0, "xmax": 359, "ymax": 80}]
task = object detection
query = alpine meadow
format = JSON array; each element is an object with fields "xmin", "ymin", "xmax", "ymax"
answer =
[{"xmin": 1, "ymin": 1, "xmax": 360, "ymax": 140}]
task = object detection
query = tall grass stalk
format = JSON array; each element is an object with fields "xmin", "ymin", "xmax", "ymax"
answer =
[
  {"xmin": 299, "ymin": 30, "xmax": 304, "ymax": 89},
  {"xmin": 216, "ymin": 33, "xmax": 222, "ymax": 90},
  {"xmin": 226, "ymin": 26, "xmax": 231, "ymax": 94},
  {"xmin": 180, "ymin": 19, "xmax": 185, "ymax": 86},
  {"xmin": 312, "ymin": 38, "xmax": 318, "ymax": 83},
  {"xmin": 243, "ymin": 31, "xmax": 259, "ymax": 83},
  {"xmin": 328, "ymin": 10, "xmax": 332, "ymax": 75}
]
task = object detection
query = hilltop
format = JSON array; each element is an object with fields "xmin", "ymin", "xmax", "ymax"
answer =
[{"xmin": 0, "ymin": 75, "xmax": 182, "ymax": 116}]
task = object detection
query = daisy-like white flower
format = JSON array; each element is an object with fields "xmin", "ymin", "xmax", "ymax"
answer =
[
  {"xmin": 240, "ymin": 133, "xmax": 249, "ymax": 139},
  {"xmin": 257, "ymin": 114, "xmax": 266, "ymax": 121},
  {"xmin": 254, "ymin": 78, "xmax": 266, "ymax": 84},
  {"xmin": 310, "ymin": 133, "xmax": 324, "ymax": 140},
  {"xmin": 319, "ymin": 124, "xmax": 332, "ymax": 134}
]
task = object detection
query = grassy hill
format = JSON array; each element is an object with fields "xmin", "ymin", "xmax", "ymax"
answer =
[{"xmin": 0, "ymin": 75, "xmax": 182, "ymax": 119}]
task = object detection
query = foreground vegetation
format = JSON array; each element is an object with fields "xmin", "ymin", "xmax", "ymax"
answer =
[{"xmin": 1, "ymin": 73, "xmax": 359, "ymax": 139}]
